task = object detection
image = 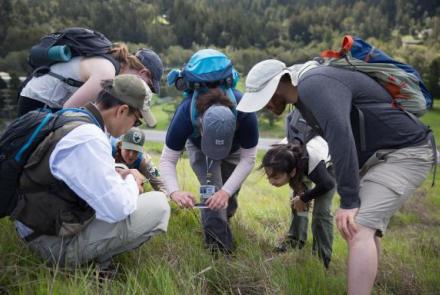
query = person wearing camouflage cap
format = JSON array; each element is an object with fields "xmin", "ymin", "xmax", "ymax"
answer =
[
  {"xmin": 14, "ymin": 74, "xmax": 170, "ymax": 270},
  {"xmin": 112, "ymin": 127, "xmax": 167, "ymax": 194}
]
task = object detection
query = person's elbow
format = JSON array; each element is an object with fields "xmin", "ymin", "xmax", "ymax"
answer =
[
  {"xmin": 322, "ymin": 178, "xmax": 336, "ymax": 194},
  {"xmin": 241, "ymin": 146, "xmax": 257, "ymax": 166}
]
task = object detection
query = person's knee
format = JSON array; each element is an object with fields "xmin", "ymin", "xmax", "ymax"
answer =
[
  {"xmin": 132, "ymin": 192, "xmax": 171, "ymax": 232},
  {"xmin": 348, "ymin": 225, "xmax": 376, "ymax": 247}
]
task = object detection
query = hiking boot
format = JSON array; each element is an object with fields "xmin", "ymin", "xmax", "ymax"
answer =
[
  {"xmin": 95, "ymin": 260, "xmax": 120, "ymax": 281},
  {"xmin": 274, "ymin": 238, "xmax": 297, "ymax": 253}
]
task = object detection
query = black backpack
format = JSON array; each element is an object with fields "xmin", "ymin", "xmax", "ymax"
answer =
[
  {"xmin": 19, "ymin": 27, "xmax": 120, "ymax": 96},
  {"xmin": 0, "ymin": 108, "xmax": 97, "ymax": 218},
  {"xmin": 286, "ymin": 108, "xmax": 319, "ymax": 145}
]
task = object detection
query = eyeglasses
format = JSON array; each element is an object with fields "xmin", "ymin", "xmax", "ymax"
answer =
[{"xmin": 133, "ymin": 112, "xmax": 143, "ymax": 127}]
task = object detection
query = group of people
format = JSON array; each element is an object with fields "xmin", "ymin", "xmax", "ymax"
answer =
[{"xmin": 7, "ymin": 32, "xmax": 436, "ymax": 295}]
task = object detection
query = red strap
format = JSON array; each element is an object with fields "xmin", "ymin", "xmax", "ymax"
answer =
[
  {"xmin": 341, "ymin": 35, "xmax": 354, "ymax": 54},
  {"xmin": 320, "ymin": 35, "xmax": 354, "ymax": 58},
  {"xmin": 320, "ymin": 50, "xmax": 342, "ymax": 58}
]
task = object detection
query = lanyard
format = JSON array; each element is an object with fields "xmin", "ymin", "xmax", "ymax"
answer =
[{"xmin": 205, "ymin": 156, "xmax": 214, "ymax": 184}]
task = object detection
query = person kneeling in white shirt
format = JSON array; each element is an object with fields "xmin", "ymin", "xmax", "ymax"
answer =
[{"xmin": 13, "ymin": 74, "xmax": 170, "ymax": 268}]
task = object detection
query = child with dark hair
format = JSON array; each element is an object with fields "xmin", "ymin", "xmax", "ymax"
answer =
[{"xmin": 262, "ymin": 138, "xmax": 336, "ymax": 268}]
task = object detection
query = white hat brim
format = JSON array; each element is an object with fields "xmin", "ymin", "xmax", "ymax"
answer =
[
  {"xmin": 236, "ymin": 71, "xmax": 286, "ymax": 113},
  {"xmin": 141, "ymin": 108, "xmax": 157, "ymax": 128}
]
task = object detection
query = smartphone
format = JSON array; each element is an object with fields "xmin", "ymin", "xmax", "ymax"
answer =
[{"xmin": 194, "ymin": 203, "xmax": 209, "ymax": 209}]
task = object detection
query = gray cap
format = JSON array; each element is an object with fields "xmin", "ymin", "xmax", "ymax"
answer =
[
  {"xmin": 121, "ymin": 127, "xmax": 145, "ymax": 153},
  {"xmin": 135, "ymin": 48, "xmax": 163, "ymax": 94},
  {"xmin": 201, "ymin": 105, "xmax": 236, "ymax": 160}
]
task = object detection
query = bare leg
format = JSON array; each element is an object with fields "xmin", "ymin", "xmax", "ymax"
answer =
[
  {"xmin": 374, "ymin": 235, "xmax": 381, "ymax": 260},
  {"xmin": 347, "ymin": 225, "xmax": 377, "ymax": 295}
]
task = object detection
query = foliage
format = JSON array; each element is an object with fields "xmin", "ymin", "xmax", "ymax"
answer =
[{"xmin": 0, "ymin": 0, "xmax": 439, "ymax": 96}]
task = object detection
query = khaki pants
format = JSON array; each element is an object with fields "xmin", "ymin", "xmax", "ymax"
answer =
[
  {"xmin": 25, "ymin": 192, "xmax": 170, "ymax": 266},
  {"xmin": 357, "ymin": 141, "xmax": 433, "ymax": 235}
]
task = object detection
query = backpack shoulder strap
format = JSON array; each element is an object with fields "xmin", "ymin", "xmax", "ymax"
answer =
[
  {"xmin": 189, "ymin": 87, "xmax": 239, "ymax": 138},
  {"xmin": 190, "ymin": 90, "xmax": 200, "ymax": 137}
]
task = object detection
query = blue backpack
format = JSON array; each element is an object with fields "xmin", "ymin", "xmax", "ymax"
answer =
[
  {"xmin": 167, "ymin": 49, "xmax": 239, "ymax": 136},
  {"xmin": 320, "ymin": 35, "xmax": 433, "ymax": 116}
]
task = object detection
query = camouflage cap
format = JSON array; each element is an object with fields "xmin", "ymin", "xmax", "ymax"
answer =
[
  {"xmin": 107, "ymin": 74, "xmax": 157, "ymax": 127},
  {"xmin": 121, "ymin": 127, "xmax": 145, "ymax": 153}
]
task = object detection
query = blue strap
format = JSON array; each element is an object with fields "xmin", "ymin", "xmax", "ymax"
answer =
[
  {"xmin": 57, "ymin": 108, "xmax": 101, "ymax": 128},
  {"xmin": 225, "ymin": 87, "xmax": 238, "ymax": 119},
  {"xmin": 189, "ymin": 87, "xmax": 238, "ymax": 138},
  {"xmin": 190, "ymin": 90, "xmax": 200, "ymax": 137},
  {"xmin": 14, "ymin": 108, "xmax": 101, "ymax": 162},
  {"xmin": 15, "ymin": 113, "xmax": 53, "ymax": 162}
]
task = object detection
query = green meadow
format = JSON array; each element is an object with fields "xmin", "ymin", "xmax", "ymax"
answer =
[{"xmin": 0, "ymin": 107, "xmax": 439, "ymax": 295}]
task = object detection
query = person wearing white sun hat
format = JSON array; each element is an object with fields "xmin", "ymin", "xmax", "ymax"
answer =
[{"xmin": 238, "ymin": 59, "xmax": 435, "ymax": 295}]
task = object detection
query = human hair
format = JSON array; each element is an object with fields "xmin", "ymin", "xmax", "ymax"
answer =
[
  {"xmin": 261, "ymin": 143, "xmax": 307, "ymax": 193},
  {"xmin": 280, "ymin": 73, "xmax": 292, "ymax": 83},
  {"xmin": 95, "ymin": 79, "xmax": 137, "ymax": 114},
  {"xmin": 110, "ymin": 42, "xmax": 145, "ymax": 71},
  {"xmin": 196, "ymin": 87, "xmax": 234, "ymax": 115}
]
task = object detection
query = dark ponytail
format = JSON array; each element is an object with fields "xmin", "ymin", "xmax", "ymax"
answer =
[{"xmin": 261, "ymin": 143, "xmax": 308, "ymax": 193}]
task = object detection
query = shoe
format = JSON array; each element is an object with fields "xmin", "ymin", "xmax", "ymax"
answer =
[
  {"xmin": 95, "ymin": 260, "xmax": 120, "ymax": 281},
  {"xmin": 274, "ymin": 238, "xmax": 297, "ymax": 253}
]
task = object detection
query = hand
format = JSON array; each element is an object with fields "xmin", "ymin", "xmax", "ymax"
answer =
[
  {"xmin": 335, "ymin": 207, "xmax": 359, "ymax": 240},
  {"xmin": 116, "ymin": 168, "xmax": 130, "ymax": 178},
  {"xmin": 128, "ymin": 169, "xmax": 147, "ymax": 194},
  {"xmin": 170, "ymin": 191, "xmax": 195, "ymax": 208},
  {"xmin": 117, "ymin": 168, "xmax": 146, "ymax": 194},
  {"xmin": 292, "ymin": 196, "xmax": 307, "ymax": 212},
  {"xmin": 205, "ymin": 189, "xmax": 230, "ymax": 210}
]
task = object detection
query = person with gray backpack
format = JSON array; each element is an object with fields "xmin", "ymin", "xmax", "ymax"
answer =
[{"xmin": 237, "ymin": 56, "xmax": 436, "ymax": 294}]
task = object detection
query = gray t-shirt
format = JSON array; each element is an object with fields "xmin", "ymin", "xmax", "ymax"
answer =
[{"xmin": 295, "ymin": 66, "xmax": 429, "ymax": 209}]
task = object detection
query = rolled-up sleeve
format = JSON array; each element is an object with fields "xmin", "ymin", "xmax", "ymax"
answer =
[{"xmin": 49, "ymin": 124, "xmax": 139, "ymax": 223}]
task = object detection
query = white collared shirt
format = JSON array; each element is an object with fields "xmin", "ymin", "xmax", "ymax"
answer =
[
  {"xmin": 49, "ymin": 123, "xmax": 139, "ymax": 222},
  {"xmin": 16, "ymin": 123, "xmax": 139, "ymax": 237}
]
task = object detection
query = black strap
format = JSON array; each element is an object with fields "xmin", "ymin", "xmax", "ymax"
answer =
[
  {"xmin": 355, "ymin": 106, "xmax": 367, "ymax": 152},
  {"xmin": 23, "ymin": 231, "xmax": 42, "ymax": 242},
  {"xmin": 47, "ymin": 71, "xmax": 84, "ymax": 88},
  {"xmin": 427, "ymin": 131, "xmax": 437, "ymax": 187}
]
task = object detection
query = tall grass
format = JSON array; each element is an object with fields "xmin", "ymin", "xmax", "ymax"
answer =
[{"xmin": 0, "ymin": 108, "xmax": 439, "ymax": 294}]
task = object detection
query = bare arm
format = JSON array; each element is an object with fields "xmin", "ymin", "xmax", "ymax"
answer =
[{"xmin": 63, "ymin": 57, "xmax": 116, "ymax": 108}]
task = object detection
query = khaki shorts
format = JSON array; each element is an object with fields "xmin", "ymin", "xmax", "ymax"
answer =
[{"xmin": 356, "ymin": 141, "xmax": 433, "ymax": 236}]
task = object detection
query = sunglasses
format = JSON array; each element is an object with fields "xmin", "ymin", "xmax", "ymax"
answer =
[{"xmin": 133, "ymin": 112, "xmax": 143, "ymax": 127}]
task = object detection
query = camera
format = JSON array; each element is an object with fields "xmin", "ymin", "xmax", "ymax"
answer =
[{"xmin": 199, "ymin": 184, "xmax": 216, "ymax": 206}]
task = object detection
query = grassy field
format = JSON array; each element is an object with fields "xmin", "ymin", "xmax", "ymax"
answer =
[{"xmin": 0, "ymin": 107, "xmax": 439, "ymax": 294}]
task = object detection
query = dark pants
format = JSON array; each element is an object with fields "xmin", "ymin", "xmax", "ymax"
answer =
[
  {"xmin": 287, "ymin": 181, "xmax": 335, "ymax": 267},
  {"xmin": 186, "ymin": 141, "xmax": 240, "ymax": 253},
  {"xmin": 17, "ymin": 96, "xmax": 59, "ymax": 117}
]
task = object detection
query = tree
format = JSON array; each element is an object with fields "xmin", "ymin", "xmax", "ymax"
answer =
[{"xmin": 428, "ymin": 57, "xmax": 440, "ymax": 99}]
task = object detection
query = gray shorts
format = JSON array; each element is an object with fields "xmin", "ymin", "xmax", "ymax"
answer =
[{"xmin": 356, "ymin": 141, "xmax": 434, "ymax": 235}]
